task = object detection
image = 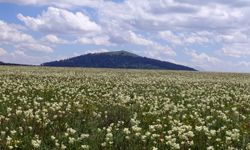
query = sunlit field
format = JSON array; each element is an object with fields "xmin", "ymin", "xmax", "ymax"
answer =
[{"xmin": 0, "ymin": 66, "xmax": 250, "ymax": 149}]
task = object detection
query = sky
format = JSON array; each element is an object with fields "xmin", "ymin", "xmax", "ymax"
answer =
[{"xmin": 0, "ymin": 0, "xmax": 250, "ymax": 72}]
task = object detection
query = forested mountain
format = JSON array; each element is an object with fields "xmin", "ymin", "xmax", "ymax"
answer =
[{"xmin": 42, "ymin": 51, "xmax": 196, "ymax": 71}]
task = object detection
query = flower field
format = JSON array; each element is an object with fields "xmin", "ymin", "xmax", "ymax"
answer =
[{"xmin": 0, "ymin": 66, "xmax": 250, "ymax": 150}]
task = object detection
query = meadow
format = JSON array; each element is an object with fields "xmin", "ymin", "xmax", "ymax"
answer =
[{"xmin": 0, "ymin": 66, "xmax": 250, "ymax": 149}]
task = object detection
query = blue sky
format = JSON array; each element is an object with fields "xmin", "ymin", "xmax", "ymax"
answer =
[{"xmin": 0, "ymin": 0, "xmax": 250, "ymax": 72}]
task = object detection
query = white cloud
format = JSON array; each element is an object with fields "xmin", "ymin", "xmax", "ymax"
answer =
[
  {"xmin": 98, "ymin": 0, "xmax": 244, "ymax": 32},
  {"xmin": 17, "ymin": 7, "xmax": 101, "ymax": 35},
  {"xmin": 159, "ymin": 30, "xmax": 211, "ymax": 45},
  {"xmin": 0, "ymin": 19, "xmax": 54, "ymax": 65},
  {"xmin": 0, "ymin": 0, "xmax": 42, "ymax": 5},
  {"xmin": 9, "ymin": 50, "xmax": 51, "ymax": 65},
  {"xmin": 216, "ymin": 30, "xmax": 250, "ymax": 58},
  {"xmin": 0, "ymin": 49, "xmax": 53, "ymax": 65},
  {"xmin": 175, "ymin": 0, "xmax": 250, "ymax": 7},
  {"xmin": 126, "ymin": 31, "xmax": 155, "ymax": 46},
  {"xmin": 0, "ymin": 0, "xmax": 104, "ymax": 8},
  {"xmin": 141, "ymin": 46, "xmax": 176, "ymax": 61},
  {"xmin": 0, "ymin": 48, "xmax": 7, "ymax": 56},
  {"xmin": 0, "ymin": 20, "xmax": 34, "ymax": 43},
  {"xmin": 16, "ymin": 43, "xmax": 53, "ymax": 53},
  {"xmin": 159, "ymin": 31, "xmax": 182, "ymax": 45},
  {"xmin": 127, "ymin": 31, "xmax": 177, "ymax": 57},
  {"xmin": 217, "ymin": 31, "xmax": 248, "ymax": 43},
  {"xmin": 184, "ymin": 50, "xmax": 238, "ymax": 71},
  {"xmin": 43, "ymin": 34, "xmax": 68, "ymax": 44},
  {"xmin": 77, "ymin": 36, "xmax": 111, "ymax": 46},
  {"xmin": 186, "ymin": 50, "xmax": 221, "ymax": 66},
  {"xmin": 82, "ymin": 49, "xmax": 109, "ymax": 55},
  {"xmin": 237, "ymin": 61, "xmax": 250, "ymax": 67},
  {"xmin": 184, "ymin": 32, "xmax": 210, "ymax": 44},
  {"xmin": 221, "ymin": 44, "xmax": 250, "ymax": 58},
  {"xmin": 10, "ymin": 50, "xmax": 26, "ymax": 57},
  {"xmin": 2, "ymin": 0, "xmax": 248, "ymax": 34},
  {"xmin": 109, "ymin": 30, "xmax": 176, "ymax": 56}
]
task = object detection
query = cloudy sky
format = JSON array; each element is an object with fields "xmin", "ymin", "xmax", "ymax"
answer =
[{"xmin": 0, "ymin": 0, "xmax": 250, "ymax": 72}]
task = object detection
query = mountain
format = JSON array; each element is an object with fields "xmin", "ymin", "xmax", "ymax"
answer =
[{"xmin": 42, "ymin": 50, "xmax": 196, "ymax": 71}]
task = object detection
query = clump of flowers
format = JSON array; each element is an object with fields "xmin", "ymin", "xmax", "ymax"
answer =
[{"xmin": 0, "ymin": 66, "xmax": 250, "ymax": 149}]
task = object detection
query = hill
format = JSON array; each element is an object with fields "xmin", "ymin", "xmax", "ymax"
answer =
[{"xmin": 41, "ymin": 50, "xmax": 196, "ymax": 71}]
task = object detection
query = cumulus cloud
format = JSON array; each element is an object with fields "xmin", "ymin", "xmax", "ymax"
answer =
[
  {"xmin": 0, "ymin": 48, "xmax": 7, "ymax": 56},
  {"xmin": 237, "ymin": 61, "xmax": 250, "ymax": 67},
  {"xmin": 184, "ymin": 50, "xmax": 250, "ymax": 72},
  {"xmin": 127, "ymin": 31, "xmax": 176, "ymax": 57},
  {"xmin": 0, "ymin": 49, "xmax": 53, "ymax": 65},
  {"xmin": 217, "ymin": 30, "xmax": 250, "ymax": 58},
  {"xmin": 159, "ymin": 31, "xmax": 211, "ymax": 46},
  {"xmin": 77, "ymin": 36, "xmax": 111, "ymax": 46},
  {"xmin": 97, "ymin": 0, "xmax": 243, "ymax": 32},
  {"xmin": 186, "ymin": 50, "xmax": 222, "ymax": 67},
  {"xmin": 42, "ymin": 34, "xmax": 68, "ymax": 44},
  {"xmin": 8, "ymin": 50, "xmax": 52, "ymax": 65},
  {"xmin": 0, "ymin": 20, "xmax": 34, "ymax": 43},
  {"xmin": 0, "ymin": 0, "xmax": 104, "ymax": 8},
  {"xmin": 82, "ymin": 49, "xmax": 109, "ymax": 55},
  {"xmin": 17, "ymin": 7, "xmax": 101, "ymax": 35},
  {"xmin": 159, "ymin": 31, "xmax": 182, "ymax": 45},
  {"xmin": 16, "ymin": 43, "xmax": 53, "ymax": 53},
  {"xmin": 109, "ymin": 30, "xmax": 176, "ymax": 56},
  {"xmin": 217, "ymin": 31, "xmax": 248, "ymax": 43},
  {"xmin": 175, "ymin": 0, "xmax": 250, "ymax": 7},
  {"xmin": 2, "ymin": 0, "xmax": 249, "ymax": 34},
  {"xmin": 221, "ymin": 44, "xmax": 250, "ymax": 58},
  {"xmin": 0, "ymin": 19, "xmax": 55, "ymax": 66},
  {"xmin": 141, "ymin": 46, "xmax": 176, "ymax": 61},
  {"xmin": 125, "ymin": 31, "xmax": 155, "ymax": 46}
]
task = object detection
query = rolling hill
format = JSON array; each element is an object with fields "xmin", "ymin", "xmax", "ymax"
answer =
[{"xmin": 41, "ymin": 51, "xmax": 196, "ymax": 71}]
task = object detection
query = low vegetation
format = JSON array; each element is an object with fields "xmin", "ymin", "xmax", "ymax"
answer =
[{"xmin": 0, "ymin": 66, "xmax": 250, "ymax": 149}]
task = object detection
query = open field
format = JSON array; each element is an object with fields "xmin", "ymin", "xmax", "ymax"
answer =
[{"xmin": 0, "ymin": 66, "xmax": 250, "ymax": 149}]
